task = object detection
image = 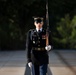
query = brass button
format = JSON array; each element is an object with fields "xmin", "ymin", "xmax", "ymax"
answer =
[
  {"xmin": 38, "ymin": 45, "xmax": 40, "ymax": 46},
  {"xmin": 38, "ymin": 37, "xmax": 40, "ymax": 39},
  {"xmin": 38, "ymin": 41, "xmax": 40, "ymax": 43}
]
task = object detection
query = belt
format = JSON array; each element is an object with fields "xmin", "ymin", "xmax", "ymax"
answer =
[{"xmin": 32, "ymin": 47, "xmax": 45, "ymax": 51}]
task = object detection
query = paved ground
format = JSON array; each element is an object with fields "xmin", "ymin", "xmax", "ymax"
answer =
[
  {"xmin": 0, "ymin": 50, "xmax": 76, "ymax": 75},
  {"xmin": 49, "ymin": 50, "xmax": 76, "ymax": 75}
]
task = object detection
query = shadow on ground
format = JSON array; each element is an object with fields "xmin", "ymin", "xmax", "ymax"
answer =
[{"xmin": 24, "ymin": 64, "xmax": 53, "ymax": 75}]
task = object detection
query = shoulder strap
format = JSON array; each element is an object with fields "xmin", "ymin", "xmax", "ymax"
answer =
[{"xmin": 29, "ymin": 29, "xmax": 35, "ymax": 40}]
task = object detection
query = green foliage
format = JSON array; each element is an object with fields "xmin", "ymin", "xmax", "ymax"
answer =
[{"xmin": 56, "ymin": 15, "xmax": 76, "ymax": 49}]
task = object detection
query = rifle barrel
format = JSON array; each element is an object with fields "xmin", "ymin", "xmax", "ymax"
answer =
[{"xmin": 46, "ymin": 0, "xmax": 49, "ymax": 46}]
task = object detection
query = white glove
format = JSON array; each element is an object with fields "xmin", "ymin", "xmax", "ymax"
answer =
[
  {"xmin": 45, "ymin": 45, "xmax": 51, "ymax": 51},
  {"xmin": 28, "ymin": 62, "xmax": 32, "ymax": 68}
]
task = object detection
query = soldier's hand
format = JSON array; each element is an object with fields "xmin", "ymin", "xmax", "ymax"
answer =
[
  {"xmin": 45, "ymin": 45, "xmax": 51, "ymax": 51},
  {"xmin": 28, "ymin": 62, "xmax": 32, "ymax": 68}
]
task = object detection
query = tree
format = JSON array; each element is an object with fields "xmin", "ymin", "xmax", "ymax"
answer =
[{"xmin": 55, "ymin": 14, "xmax": 76, "ymax": 49}]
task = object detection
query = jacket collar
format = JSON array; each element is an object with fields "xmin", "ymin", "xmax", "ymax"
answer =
[{"xmin": 36, "ymin": 28, "xmax": 42, "ymax": 32}]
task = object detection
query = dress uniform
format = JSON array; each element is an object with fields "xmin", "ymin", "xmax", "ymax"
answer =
[{"xmin": 26, "ymin": 17, "xmax": 52, "ymax": 75}]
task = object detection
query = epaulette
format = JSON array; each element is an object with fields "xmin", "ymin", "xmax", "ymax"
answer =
[
  {"xmin": 28, "ymin": 29, "xmax": 35, "ymax": 35},
  {"xmin": 29, "ymin": 29, "xmax": 35, "ymax": 32}
]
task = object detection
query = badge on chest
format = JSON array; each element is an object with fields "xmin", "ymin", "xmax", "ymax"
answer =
[
  {"xmin": 32, "ymin": 33, "xmax": 38, "ymax": 44},
  {"xmin": 33, "ymin": 41, "xmax": 35, "ymax": 44}
]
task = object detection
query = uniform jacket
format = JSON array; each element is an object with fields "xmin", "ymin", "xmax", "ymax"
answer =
[{"xmin": 26, "ymin": 28, "xmax": 52, "ymax": 65}]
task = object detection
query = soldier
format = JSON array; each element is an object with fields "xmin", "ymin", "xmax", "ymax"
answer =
[{"xmin": 26, "ymin": 16, "xmax": 52, "ymax": 75}]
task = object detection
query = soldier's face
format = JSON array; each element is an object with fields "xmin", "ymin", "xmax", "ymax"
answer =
[{"xmin": 34, "ymin": 22, "xmax": 43, "ymax": 29}]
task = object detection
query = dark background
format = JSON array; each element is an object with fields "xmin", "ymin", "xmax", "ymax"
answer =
[{"xmin": 0, "ymin": 0, "xmax": 76, "ymax": 50}]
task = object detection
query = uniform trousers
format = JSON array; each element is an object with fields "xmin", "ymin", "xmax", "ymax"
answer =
[{"xmin": 32, "ymin": 64, "xmax": 48, "ymax": 75}]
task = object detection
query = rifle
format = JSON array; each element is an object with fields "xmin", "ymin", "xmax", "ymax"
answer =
[{"xmin": 46, "ymin": 0, "xmax": 49, "ymax": 46}]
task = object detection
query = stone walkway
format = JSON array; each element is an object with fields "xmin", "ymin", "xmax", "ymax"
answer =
[
  {"xmin": 0, "ymin": 50, "xmax": 76, "ymax": 75},
  {"xmin": 49, "ymin": 50, "xmax": 76, "ymax": 75},
  {"xmin": 0, "ymin": 51, "xmax": 26, "ymax": 75}
]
